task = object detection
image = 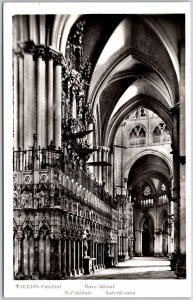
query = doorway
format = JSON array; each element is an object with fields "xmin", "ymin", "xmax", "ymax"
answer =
[
  {"xmin": 142, "ymin": 217, "xmax": 154, "ymax": 256},
  {"xmin": 162, "ymin": 216, "xmax": 168, "ymax": 256}
]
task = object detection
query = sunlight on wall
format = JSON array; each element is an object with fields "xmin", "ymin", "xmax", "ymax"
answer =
[
  {"xmin": 111, "ymin": 84, "xmax": 138, "ymax": 118},
  {"xmin": 97, "ymin": 21, "xmax": 127, "ymax": 66}
]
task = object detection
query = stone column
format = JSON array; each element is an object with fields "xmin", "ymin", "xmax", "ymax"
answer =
[
  {"xmin": 13, "ymin": 53, "xmax": 19, "ymax": 150},
  {"xmin": 67, "ymin": 239, "xmax": 72, "ymax": 276},
  {"xmin": 171, "ymin": 107, "xmax": 180, "ymax": 254},
  {"xmin": 37, "ymin": 54, "xmax": 46, "ymax": 148},
  {"xmin": 124, "ymin": 236, "xmax": 129, "ymax": 259},
  {"xmin": 23, "ymin": 233, "xmax": 29, "ymax": 276},
  {"xmin": 58, "ymin": 239, "xmax": 62, "ymax": 275},
  {"xmin": 107, "ymin": 151, "xmax": 111, "ymax": 193},
  {"xmin": 118, "ymin": 235, "xmax": 121, "ymax": 256},
  {"xmin": 14, "ymin": 236, "xmax": 19, "ymax": 276},
  {"xmin": 122, "ymin": 235, "xmax": 124, "ymax": 256},
  {"xmin": 102, "ymin": 243, "xmax": 104, "ymax": 267},
  {"xmin": 47, "ymin": 58, "xmax": 54, "ymax": 145},
  {"xmin": 135, "ymin": 230, "xmax": 142, "ymax": 256},
  {"xmin": 176, "ymin": 40, "xmax": 186, "ymax": 278},
  {"xmin": 39, "ymin": 234, "xmax": 44, "ymax": 276},
  {"xmin": 87, "ymin": 123, "xmax": 94, "ymax": 174},
  {"xmin": 156, "ymin": 232, "xmax": 163, "ymax": 256},
  {"xmin": 62, "ymin": 239, "xmax": 66, "ymax": 277},
  {"xmin": 23, "ymin": 53, "xmax": 34, "ymax": 149},
  {"xmin": 98, "ymin": 150, "xmax": 102, "ymax": 184},
  {"xmin": 90, "ymin": 240, "xmax": 93, "ymax": 258},
  {"xmin": 18, "ymin": 55, "xmax": 24, "ymax": 150},
  {"xmin": 98, "ymin": 243, "xmax": 101, "ymax": 268},
  {"xmin": 45, "ymin": 235, "xmax": 50, "ymax": 274},
  {"xmin": 153, "ymin": 231, "xmax": 159, "ymax": 256},
  {"xmin": 33, "ymin": 236, "xmax": 39, "ymax": 278},
  {"xmin": 76, "ymin": 240, "xmax": 80, "ymax": 275},
  {"xmin": 54, "ymin": 62, "xmax": 62, "ymax": 149},
  {"xmin": 29, "ymin": 235, "xmax": 34, "ymax": 275},
  {"xmin": 169, "ymin": 199, "xmax": 174, "ymax": 254},
  {"xmin": 71, "ymin": 239, "xmax": 76, "ymax": 275},
  {"xmin": 97, "ymin": 243, "xmax": 99, "ymax": 267},
  {"xmin": 92, "ymin": 241, "xmax": 95, "ymax": 260},
  {"xmin": 102, "ymin": 148, "xmax": 109, "ymax": 189},
  {"xmin": 99, "ymin": 243, "xmax": 102, "ymax": 267},
  {"xmin": 80, "ymin": 240, "xmax": 84, "ymax": 273},
  {"xmin": 114, "ymin": 243, "xmax": 118, "ymax": 265},
  {"xmin": 17, "ymin": 235, "xmax": 23, "ymax": 275},
  {"xmin": 95, "ymin": 242, "xmax": 98, "ymax": 269},
  {"xmin": 97, "ymin": 243, "xmax": 100, "ymax": 269}
]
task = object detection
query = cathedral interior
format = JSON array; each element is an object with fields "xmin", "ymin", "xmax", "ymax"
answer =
[{"xmin": 12, "ymin": 14, "xmax": 186, "ymax": 279}]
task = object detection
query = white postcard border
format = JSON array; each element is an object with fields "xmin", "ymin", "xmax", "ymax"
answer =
[{"xmin": 3, "ymin": 2, "xmax": 191, "ymax": 298}]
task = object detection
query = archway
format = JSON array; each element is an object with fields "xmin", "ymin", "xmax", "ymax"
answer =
[{"xmin": 142, "ymin": 216, "xmax": 154, "ymax": 256}]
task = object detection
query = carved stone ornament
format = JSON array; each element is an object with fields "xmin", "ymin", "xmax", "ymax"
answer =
[
  {"xmin": 40, "ymin": 173, "xmax": 49, "ymax": 183},
  {"xmin": 13, "ymin": 174, "xmax": 17, "ymax": 183},
  {"xmin": 13, "ymin": 192, "xmax": 18, "ymax": 208},
  {"xmin": 21, "ymin": 191, "xmax": 32, "ymax": 208},
  {"xmin": 37, "ymin": 190, "xmax": 50, "ymax": 208},
  {"xmin": 23, "ymin": 174, "xmax": 32, "ymax": 184},
  {"xmin": 22, "ymin": 217, "xmax": 34, "ymax": 236},
  {"xmin": 18, "ymin": 41, "xmax": 35, "ymax": 54},
  {"xmin": 39, "ymin": 216, "xmax": 50, "ymax": 231},
  {"xmin": 34, "ymin": 45, "xmax": 46, "ymax": 59},
  {"xmin": 53, "ymin": 170, "xmax": 60, "ymax": 182}
]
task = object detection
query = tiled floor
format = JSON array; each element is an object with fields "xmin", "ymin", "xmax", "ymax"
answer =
[{"xmin": 71, "ymin": 257, "xmax": 177, "ymax": 280}]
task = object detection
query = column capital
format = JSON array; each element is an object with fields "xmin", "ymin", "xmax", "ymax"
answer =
[
  {"xmin": 16, "ymin": 232, "xmax": 23, "ymax": 240},
  {"xmin": 101, "ymin": 146, "xmax": 110, "ymax": 153},
  {"xmin": 170, "ymin": 104, "xmax": 180, "ymax": 116},
  {"xmin": 14, "ymin": 42, "xmax": 66, "ymax": 66},
  {"xmin": 34, "ymin": 45, "xmax": 46, "ymax": 60},
  {"xmin": 47, "ymin": 47, "xmax": 65, "ymax": 66},
  {"xmin": 13, "ymin": 49, "xmax": 24, "ymax": 58},
  {"xmin": 17, "ymin": 40, "xmax": 35, "ymax": 55}
]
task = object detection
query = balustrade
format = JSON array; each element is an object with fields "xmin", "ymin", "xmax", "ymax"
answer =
[{"xmin": 13, "ymin": 147, "xmax": 116, "ymax": 205}]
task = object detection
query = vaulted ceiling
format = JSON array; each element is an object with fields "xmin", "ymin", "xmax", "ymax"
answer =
[
  {"xmin": 13, "ymin": 14, "xmax": 184, "ymax": 148},
  {"xmin": 128, "ymin": 154, "xmax": 171, "ymax": 191},
  {"xmin": 76, "ymin": 14, "xmax": 184, "ymax": 147}
]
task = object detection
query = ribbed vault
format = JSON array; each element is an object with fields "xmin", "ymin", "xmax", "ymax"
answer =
[{"xmin": 128, "ymin": 154, "xmax": 171, "ymax": 188}]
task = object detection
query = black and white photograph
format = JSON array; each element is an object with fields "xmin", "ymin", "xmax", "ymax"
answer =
[{"xmin": 3, "ymin": 2, "xmax": 191, "ymax": 298}]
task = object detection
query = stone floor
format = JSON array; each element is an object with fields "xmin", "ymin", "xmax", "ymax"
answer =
[{"xmin": 71, "ymin": 257, "xmax": 177, "ymax": 280}]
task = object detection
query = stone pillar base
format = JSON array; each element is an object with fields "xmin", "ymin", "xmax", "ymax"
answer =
[
  {"xmin": 61, "ymin": 272, "xmax": 67, "ymax": 279},
  {"xmin": 31, "ymin": 272, "xmax": 39, "ymax": 280},
  {"xmin": 15, "ymin": 272, "xmax": 25, "ymax": 280},
  {"xmin": 175, "ymin": 254, "xmax": 186, "ymax": 278},
  {"xmin": 67, "ymin": 270, "xmax": 72, "ymax": 277},
  {"xmin": 83, "ymin": 258, "xmax": 94, "ymax": 275},
  {"xmin": 76, "ymin": 268, "xmax": 81, "ymax": 275}
]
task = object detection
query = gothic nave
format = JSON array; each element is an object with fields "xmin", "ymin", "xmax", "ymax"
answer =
[{"xmin": 12, "ymin": 14, "xmax": 186, "ymax": 280}]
